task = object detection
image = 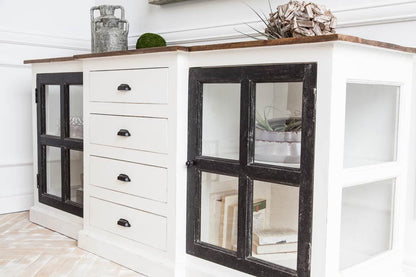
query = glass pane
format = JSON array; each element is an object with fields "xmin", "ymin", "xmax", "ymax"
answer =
[
  {"xmin": 70, "ymin": 150, "xmax": 83, "ymax": 205},
  {"xmin": 339, "ymin": 180, "xmax": 394, "ymax": 269},
  {"xmin": 45, "ymin": 85, "xmax": 60, "ymax": 136},
  {"xmin": 202, "ymin": 83, "xmax": 240, "ymax": 160},
  {"xmin": 200, "ymin": 172, "xmax": 238, "ymax": 251},
  {"xmin": 69, "ymin": 85, "xmax": 83, "ymax": 139},
  {"xmin": 344, "ymin": 84, "xmax": 399, "ymax": 168},
  {"xmin": 251, "ymin": 180, "xmax": 299, "ymax": 270},
  {"xmin": 255, "ymin": 82, "xmax": 303, "ymax": 168},
  {"xmin": 46, "ymin": 146, "xmax": 61, "ymax": 197}
]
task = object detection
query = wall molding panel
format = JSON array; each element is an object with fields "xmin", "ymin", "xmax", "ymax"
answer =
[
  {"xmin": 0, "ymin": 29, "xmax": 90, "ymax": 51},
  {"xmin": 128, "ymin": 0, "xmax": 416, "ymax": 46}
]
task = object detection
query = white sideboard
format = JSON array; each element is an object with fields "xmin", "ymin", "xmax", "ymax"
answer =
[{"xmin": 27, "ymin": 35, "xmax": 416, "ymax": 277}]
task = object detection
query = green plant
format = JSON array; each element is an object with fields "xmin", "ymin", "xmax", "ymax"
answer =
[
  {"xmin": 136, "ymin": 33, "xmax": 166, "ymax": 49},
  {"xmin": 256, "ymin": 107, "xmax": 301, "ymax": 132},
  {"xmin": 236, "ymin": 0, "xmax": 285, "ymax": 41}
]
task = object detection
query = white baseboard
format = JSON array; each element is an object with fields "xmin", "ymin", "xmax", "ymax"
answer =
[
  {"xmin": 0, "ymin": 193, "xmax": 33, "ymax": 214},
  {"xmin": 29, "ymin": 204, "xmax": 83, "ymax": 239},
  {"xmin": 78, "ymin": 229, "xmax": 174, "ymax": 276}
]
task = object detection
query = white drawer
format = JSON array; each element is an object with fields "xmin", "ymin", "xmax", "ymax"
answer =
[
  {"xmin": 90, "ymin": 114, "xmax": 168, "ymax": 153},
  {"xmin": 90, "ymin": 197, "xmax": 167, "ymax": 251},
  {"xmin": 89, "ymin": 68, "xmax": 168, "ymax": 104},
  {"xmin": 90, "ymin": 156, "xmax": 167, "ymax": 202}
]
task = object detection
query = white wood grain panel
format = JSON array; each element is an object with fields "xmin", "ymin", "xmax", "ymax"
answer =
[
  {"xmin": 90, "ymin": 114, "xmax": 168, "ymax": 153},
  {"xmin": 90, "ymin": 102, "xmax": 168, "ymax": 118},
  {"xmin": 90, "ymin": 156, "xmax": 167, "ymax": 202},
  {"xmin": 89, "ymin": 144, "xmax": 168, "ymax": 168},
  {"xmin": 90, "ymin": 197, "xmax": 167, "ymax": 251},
  {"xmin": 89, "ymin": 68, "xmax": 168, "ymax": 104},
  {"xmin": 88, "ymin": 185, "xmax": 167, "ymax": 216}
]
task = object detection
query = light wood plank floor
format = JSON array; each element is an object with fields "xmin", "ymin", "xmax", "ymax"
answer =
[{"xmin": 0, "ymin": 211, "xmax": 144, "ymax": 277}]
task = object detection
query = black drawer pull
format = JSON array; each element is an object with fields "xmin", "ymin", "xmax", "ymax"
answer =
[
  {"xmin": 117, "ymin": 174, "xmax": 131, "ymax": 182},
  {"xmin": 117, "ymin": 84, "xmax": 131, "ymax": 91},
  {"xmin": 186, "ymin": 160, "xmax": 195, "ymax": 167},
  {"xmin": 117, "ymin": 218, "xmax": 131, "ymax": 227},
  {"xmin": 117, "ymin": 129, "xmax": 131, "ymax": 137}
]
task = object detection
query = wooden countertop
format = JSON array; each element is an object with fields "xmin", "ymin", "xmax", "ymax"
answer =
[{"xmin": 24, "ymin": 34, "xmax": 416, "ymax": 64}]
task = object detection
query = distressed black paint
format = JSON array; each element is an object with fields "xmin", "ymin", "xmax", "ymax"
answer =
[
  {"xmin": 36, "ymin": 72, "xmax": 83, "ymax": 217},
  {"xmin": 186, "ymin": 64, "xmax": 317, "ymax": 277}
]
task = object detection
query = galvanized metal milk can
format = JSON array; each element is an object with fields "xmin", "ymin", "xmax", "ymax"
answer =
[{"xmin": 90, "ymin": 5, "xmax": 129, "ymax": 53}]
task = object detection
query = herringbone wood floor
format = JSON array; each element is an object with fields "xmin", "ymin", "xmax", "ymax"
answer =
[{"xmin": 0, "ymin": 211, "xmax": 144, "ymax": 277}]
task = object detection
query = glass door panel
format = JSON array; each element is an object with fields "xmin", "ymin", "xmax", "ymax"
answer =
[
  {"xmin": 69, "ymin": 85, "xmax": 83, "ymax": 139},
  {"xmin": 70, "ymin": 150, "xmax": 83, "ymax": 205},
  {"xmin": 202, "ymin": 83, "xmax": 240, "ymax": 160},
  {"xmin": 255, "ymin": 82, "xmax": 303, "ymax": 168},
  {"xmin": 37, "ymin": 72, "xmax": 83, "ymax": 217},
  {"xmin": 344, "ymin": 84, "xmax": 399, "ymax": 168},
  {"xmin": 187, "ymin": 64, "xmax": 316, "ymax": 277},
  {"xmin": 46, "ymin": 146, "xmax": 62, "ymax": 197},
  {"xmin": 200, "ymin": 172, "xmax": 238, "ymax": 250},
  {"xmin": 45, "ymin": 85, "xmax": 61, "ymax": 136},
  {"xmin": 251, "ymin": 181, "xmax": 299, "ymax": 270},
  {"xmin": 339, "ymin": 179, "xmax": 394, "ymax": 269}
]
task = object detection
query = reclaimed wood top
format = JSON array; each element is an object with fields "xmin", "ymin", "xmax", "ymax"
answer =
[{"xmin": 24, "ymin": 34, "xmax": 416, "ymax": 64}]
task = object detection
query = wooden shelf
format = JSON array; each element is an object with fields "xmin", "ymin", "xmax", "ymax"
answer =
[{"xmin": 24, "ymin": 34, "xmax": 416, "ymax": 64}]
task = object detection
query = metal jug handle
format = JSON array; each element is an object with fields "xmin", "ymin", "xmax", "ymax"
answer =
[
  {"xmin": 119, "ymin": 20, "xmax": 129, "ymax": 34},
  {"xmin": 90, "ymin": 6, "xmax": 101, "ymax": 52},
  {"xmin": 112, "ymin": 5, "xmax": 125, "ymax": 20},
  {"xmin": 90, "ymin": 6, "xmax": 101, "ymax": 21}
]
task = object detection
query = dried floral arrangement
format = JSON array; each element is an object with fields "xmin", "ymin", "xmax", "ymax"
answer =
[{"xmin": 243, "ymin": 0, "xmax": 337, "ymax": 39}]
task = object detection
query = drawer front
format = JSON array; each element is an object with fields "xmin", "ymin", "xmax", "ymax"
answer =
[
  {"xmin": 90, "ymin": 156, "xmax": 167, "ymax": 202},
  {"xmin": 90, "ymin": 114, "xmax": 168, "ymax": 153},
  {"xmin": 89, "ymin": 68, "xmax": 168, "ymax": 104},
  {"xmin": 90, "ymin": 197, "xmax": 167, "ymax": 250}
]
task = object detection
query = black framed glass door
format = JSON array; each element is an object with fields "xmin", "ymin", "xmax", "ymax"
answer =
[
  {"xmin": 36, "ymin": 72, "xmax": 83, "ymax": 217},
  {"xmin": 186, "ymin": 64, "xmax": 317, "ymax": 277}
]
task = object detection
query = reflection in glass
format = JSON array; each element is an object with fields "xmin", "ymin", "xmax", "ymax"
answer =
[
  {"xmin": 70, "ymin": 150, "xmax": 83, "ymax": 204},
  {"xmin": 45, "ymin": 85, "xmax": 60, "ymax": 136},
  {"xmin": 339, "ymin": 180, "xmax": 394, "ymax": 269},
  {"xmin": 200, "ymin": 172, "xmax": 238, "ymax": 251},
  {"xmin": 46, "ymin": 146, "xmax": 61, "ymax": 197},
  {"xmin": 344, "ymin": 84, "xmax": 399, "ymax": 168},
  {"xmin": 202, "ymin": 83, "xmax": 240, "ymax": 160},
  {"xmin": 251, "ymin": 180, "xmax": 299, "ymax": 270},
  {"xmin": 255, "ymin": 82, "xmax": 303, "ymax": 168},
  {"xmin": 69, "ymin": 85, "xmax": 83, "ymax": 139}
]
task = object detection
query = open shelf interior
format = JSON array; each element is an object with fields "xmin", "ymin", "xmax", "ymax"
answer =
[
  {"xmin": 339, "ymin": 179, "xmax": 394, "ymax": 270},
  {"xmin": 343, "ymin": 83, "xmax": 399, "ymax": 168}
]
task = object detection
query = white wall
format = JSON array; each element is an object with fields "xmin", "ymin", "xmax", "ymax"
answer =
[{"xmin": 0, "ymin": 0, "xmax": 92, "ymax": 214}]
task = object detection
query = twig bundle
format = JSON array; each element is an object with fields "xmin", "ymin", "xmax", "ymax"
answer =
[{"xmin": 265, "ymin": 1, "xmax": 337, "ymax": 38}]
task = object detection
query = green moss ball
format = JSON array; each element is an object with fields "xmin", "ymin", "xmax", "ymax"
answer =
[{"xmin": 136, "ymin": 33, "xmax": 166, "ymax": 49}]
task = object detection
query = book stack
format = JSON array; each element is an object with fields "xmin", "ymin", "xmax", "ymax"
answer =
[
  {"xmin": 208, "ymin": 190, "xmax": 266, "ymax": 250},
  {"xmin": 252, "ymin": 228, "xmax": 298, "ymax": 255}
]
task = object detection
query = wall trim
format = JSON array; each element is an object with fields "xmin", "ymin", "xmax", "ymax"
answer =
[
  {"xmin": 2, "ymin": 1, "xmax": 416, "ymax": 50},
  {"xmin": 0, "ymin": 193, "xmax": 33, "ymax": 214},
  {"xmin": 131, "ymin": 0, "xmax": 416, "ymax": 46},
  {"xmin": 0, "ymin": 29, "xmax": 89, "ymax": 51}
]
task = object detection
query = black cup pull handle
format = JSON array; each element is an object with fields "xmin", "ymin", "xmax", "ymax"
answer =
[
  {"xmin": 117, "ymin": 218, "xmax": 131, "ymax": 227},
  {"xmin": 117, "ymin": 84, "xmax": 131, "ymax": 91},
  {"xmin": 117, "ymin": 129, "xmax": 131, "ymax": 137},
  {"xmin": 117, "ymin": 174, "xmax": 131, "ymax": 182}
]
